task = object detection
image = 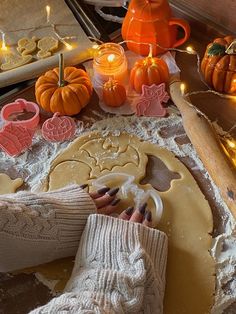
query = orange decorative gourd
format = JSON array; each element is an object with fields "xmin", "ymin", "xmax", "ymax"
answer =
[
  {"xmin": 35, "ymin": 54, "xmax": 93, "ymax": 116},
  {"xmin": 201, "ymin": 36, "xmax": 236, "ymax": 94},
  {"xmin": 122, "ymin": 0, "xmax": 190, "ymax": 56},
  {"xmin": 130, "ymin": 57, "xmax": 170, "ymax": 93},
  {"xmin": 103, "ymin": 78, "xmax": 126, "ymax": 107}
]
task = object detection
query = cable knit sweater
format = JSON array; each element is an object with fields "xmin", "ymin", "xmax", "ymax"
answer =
[
  {"xmin": 0, "ymin": 185, "xmax": 168, "ymax": 313},
  {"xmin": 0, "ymin": 185, "xmax": 96, "ymax": 272}
]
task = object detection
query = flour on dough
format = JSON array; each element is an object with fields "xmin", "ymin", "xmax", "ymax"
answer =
[
  {"xmin": 0, "ymin": 173, "xmax": 23, "ymax": 194},
  {"xmin": 35, "ymin": 132, "xmax": 215, "ymax": 314}
]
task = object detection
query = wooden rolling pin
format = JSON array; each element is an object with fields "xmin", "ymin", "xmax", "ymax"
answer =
[{"xmin": 169, "ymin": 77, "xmax": 236, "ymax": 219}]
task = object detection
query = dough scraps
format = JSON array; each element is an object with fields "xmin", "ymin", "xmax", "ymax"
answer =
[
  {"xmin": 0, "ymin": 173, "xmax": 23, "ymax": 194},
  {"xmin": 29, "ymin": 131, "xmax": 216, "ymax": 313}
]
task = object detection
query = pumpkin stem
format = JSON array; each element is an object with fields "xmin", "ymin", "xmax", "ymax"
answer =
[{"xmin": 59, "ymin": 53, "xmax": 66, "ymax": 87}]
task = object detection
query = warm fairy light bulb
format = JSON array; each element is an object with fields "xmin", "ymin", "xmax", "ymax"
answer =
[
  {"xmin": 1, "ymin": 42, "xmax": 7, "ymax": 51},
  {"xmin": 92, "ymin": 44, "xmax": 99, "ymax": 50},
  {"xmin": 186, "ymin": 46, "xmax": 195, "ymax": 54},
  {"xmin": 1, "ymin": 32, "xmax": 7, "ymax": 51},
  {"xmin": 107, "ymin": 54, "xmax": 115, "ymax": 62},
  {"xmin": 46, "ymin": 5, "xmax": 51, "ymax": 23},
  {"xmin": 180, "ymin": 83, "xmax": 186, "ymax": 95},
  {"xmin": 64, "ymin": 42, "xmax": 73, "ymax": 50},
  {"xmin": 227, "ymin": 139, "xmax": 236, "ymax": 149}
]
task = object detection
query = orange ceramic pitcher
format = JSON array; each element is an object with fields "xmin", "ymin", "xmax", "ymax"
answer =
[{"xmin": 122, "ymin": 0, "xmax": 190, "ymax": 56}]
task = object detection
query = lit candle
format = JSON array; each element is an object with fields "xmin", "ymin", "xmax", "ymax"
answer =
[
  {"xmin": 93, "ymin": 43, "xmax": 128, "ymax": 99},
  {"xmin": 46, "ymin": 5, "xmax": 51, "ymax": 24}
]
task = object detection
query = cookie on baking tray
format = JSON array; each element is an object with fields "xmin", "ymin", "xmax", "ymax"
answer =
[
  {"xmin": 17, "ymin": 36, "xmax": 37, "ymax": 55},
  {"xmin": 0, "ymin": 53, "xmax": 33, "ymax": 71},
  {"xmin": 37, "ymin": 36, "xmax": 59, "ymax": 59}
]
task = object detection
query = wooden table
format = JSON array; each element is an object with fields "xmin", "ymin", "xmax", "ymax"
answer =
[{"xmin": 0, "ymin": 10, "xmax": 236, "ymax": 314}]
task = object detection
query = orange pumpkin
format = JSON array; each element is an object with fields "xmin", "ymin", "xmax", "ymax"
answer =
[
  {"xmin": 103, "ymin": 78, "xmax": 126, "ymax": 107},
  {"xmin": 201, "ymin": 36, "xmax": 236, "ymax": 94},
  {"xmin": 35, "ymin": 67, "xmax": 93, "ymax": 116},
  {"xmin": 130, "ymin": 57, "xmax": 170, "ymax": 93}
]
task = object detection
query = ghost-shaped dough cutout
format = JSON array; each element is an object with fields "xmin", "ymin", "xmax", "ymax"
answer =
[
  {"xmin": 0, "ymin": 173, "xmax": 23, "ymax": 194},
  {"xmin": 0, "ymin": 53, "xmax": 32, "ymax": 71},
  {"xmin": 17, "ymin": 36, "xmax": 37, "ymax": 56},
  {"xmin": 37, "ymin": 36, "xmax": 59, "ymax": 59}
]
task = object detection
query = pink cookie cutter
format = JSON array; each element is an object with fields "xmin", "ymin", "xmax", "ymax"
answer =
[
  {"xmin": 42, "ymin": 112, "xmax": 76, "ymax": 142},
  {"xmin": 1, "ymin": 98, "xmax": 40, "ymax": 130},
  {"xmin": 0, "ymin": 123, "xmax": 35, "ymax": 157},
  {"xmin": 133, "ymin": 83, "xmax": 169, "ymax": 117}
]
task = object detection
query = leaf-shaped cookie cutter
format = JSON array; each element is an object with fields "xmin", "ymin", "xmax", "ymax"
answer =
[{"xmin": 92, "ymin": 172, "xmax": 163, "ymax": 226}]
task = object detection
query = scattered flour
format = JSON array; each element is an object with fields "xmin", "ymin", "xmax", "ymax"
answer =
[{"xmin": 0, "ymin": 113, "xmax": 235, "ymax": 313}]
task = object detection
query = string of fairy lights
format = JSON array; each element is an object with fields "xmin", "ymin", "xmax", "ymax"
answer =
[{"xmin": 0, "ymin": 5, "xmax": 235, "ymax": 165}]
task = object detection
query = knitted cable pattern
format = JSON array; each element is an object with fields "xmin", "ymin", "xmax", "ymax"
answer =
[
  {"xmin": 31, "ymin": 214, "xmax": 168, "ymax": 314},
  {"xmin": 0, "ymin": 185, "xmax": 96, "ymax": 272}
]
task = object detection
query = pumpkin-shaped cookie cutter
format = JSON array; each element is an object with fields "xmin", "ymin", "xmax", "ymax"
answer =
[{"xmin": 92, "ymin": 172, "xmax": 163, "ymax": 226}]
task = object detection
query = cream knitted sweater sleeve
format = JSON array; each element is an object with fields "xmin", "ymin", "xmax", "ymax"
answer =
[
  {"xmin": 0, "ymin": 185, "xmax": 96, "ymax": 272},
  {"xmin": 30, "ymin": 214, "xmax": 168, "ymax": 314}
]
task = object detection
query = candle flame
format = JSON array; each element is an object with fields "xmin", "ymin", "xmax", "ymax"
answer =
[
  {"xmin": 180, "ymin": 83, "xmax": 186, "ymax": 95},
  {"xmin": 148, "ymin": 44, "xmax": 153, "ymax": 58},
  {"xmin": 107, "ymin": 54, "xmax": 115, "ymax": 62}
]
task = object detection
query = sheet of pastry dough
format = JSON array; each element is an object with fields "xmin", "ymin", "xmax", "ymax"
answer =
[{"xmin": 28, "ymin": 132, "xmax": 216, "ymax": 313}]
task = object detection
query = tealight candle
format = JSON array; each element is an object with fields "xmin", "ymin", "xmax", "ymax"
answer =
[{"xmin": 93, "ymin": 43, "xmax": 128, "ymax": 99}]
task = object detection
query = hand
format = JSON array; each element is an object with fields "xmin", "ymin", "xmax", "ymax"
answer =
[{"xmin": 80, "ymin": 184, "xmax": 153, "ymax": 228}]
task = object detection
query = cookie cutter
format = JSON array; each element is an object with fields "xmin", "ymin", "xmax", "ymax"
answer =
[
  {"xmin": 0, "ymin": 98, "xmax": 39, "ymax": 156},
  {"xmin": 92, "ymin": 172, "xmax": 163, "ymax": 226},
  {"xmin": 1, "ymin": 98, "xmax": 40, "ymax": 130}
]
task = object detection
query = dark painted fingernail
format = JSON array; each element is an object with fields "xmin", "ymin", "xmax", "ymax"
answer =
[
  {"xmin": 145, "ymin": 211, "xmax": 152, "ymax": 222},
  {"xmin": 107, "ymin": 187, "xmax": 119, "ymax": 196},
  {"xmin": 79, "ymin": 184, "xmax": 88, "ymax": 189},
  {"xmin": 111, "ymin": 198, "xmax": 121, "ymax": 206},
  {"xmin": 139, "ymin": 203, "xmax": 147, "ymax": 215},
  {"xmin": 98, "ymin": 187, "xmax": 110, "ymax": 195},
  {"xmin": 125, "ymin": 206, "xmax": 134, "ymax": 216}
]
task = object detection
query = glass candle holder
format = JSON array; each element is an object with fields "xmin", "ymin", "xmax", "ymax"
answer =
[{"xmin": 93, "ymin": 43, "xmax": 128, "ymax": 99}]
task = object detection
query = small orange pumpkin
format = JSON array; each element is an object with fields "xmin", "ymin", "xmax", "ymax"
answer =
[
  {"xmin": 103, "ymin": 78, "xmax": 126, "ymax": 107},
  {"xmin": 130, "ymin": 57, "xmax": 170, "ymax": 94},
  {"xmin": 35, "ymin": 55, "xmax": 93, "ymax": 116},
  {"xmin": 201, "ymin": 36, "xmax": 236, "ymax": 94}
]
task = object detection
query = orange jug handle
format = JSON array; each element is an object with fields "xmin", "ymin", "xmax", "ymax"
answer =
[{"xmin": 169, "ymin": 18, "xmax": 191, "ymax": 48}]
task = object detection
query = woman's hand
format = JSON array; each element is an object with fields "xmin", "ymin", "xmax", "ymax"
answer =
[{"xmin": 80, "ymin": 184, "xmax": 153, "ymax": 228}]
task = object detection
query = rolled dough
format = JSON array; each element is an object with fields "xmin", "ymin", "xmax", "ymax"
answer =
[
  {"xmin": 0, "ymin": 173, "xmax": 23, "ymax": 194},
  {"xmin": 33, "ymin": 132, "xmax": 215, "ymax": 313}
]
